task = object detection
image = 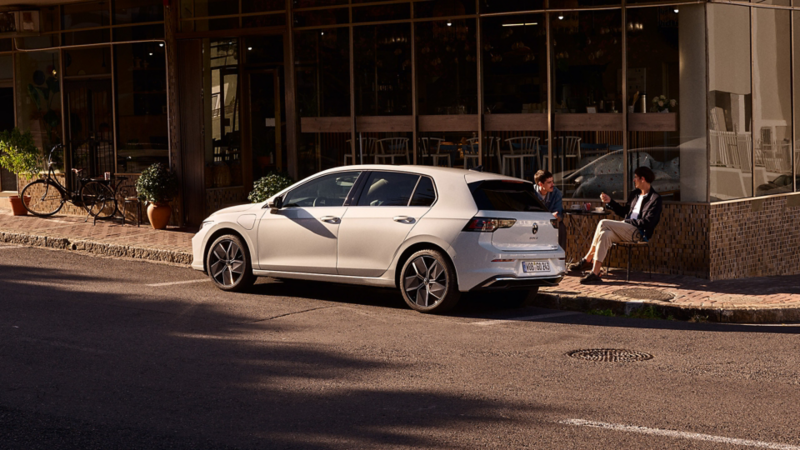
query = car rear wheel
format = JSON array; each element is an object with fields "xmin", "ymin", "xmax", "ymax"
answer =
[
  {"xmin": 400, "ymin": 249, "xmax": 460, "ymax": 314},
  {"xmin": 206, "ymin": 234, "xmax": 256, "ymax": 292}
]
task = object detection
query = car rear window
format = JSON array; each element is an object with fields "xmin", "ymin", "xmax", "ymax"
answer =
[{"xmin": 468, "ymin": 180, "xmax": 547, "ymax": 212}]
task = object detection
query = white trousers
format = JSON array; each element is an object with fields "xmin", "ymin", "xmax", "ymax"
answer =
[{"xmin": 585, "ymin": 219, "xmax": 641, "ymax": 263}]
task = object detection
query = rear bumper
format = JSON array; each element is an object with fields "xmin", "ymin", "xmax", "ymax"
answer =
[{"xmin": 476, "ymin": 275, "xmax": 563, "ymax": 290}]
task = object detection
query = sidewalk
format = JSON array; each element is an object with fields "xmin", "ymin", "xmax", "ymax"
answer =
[{"xmin": 2, "ymin": 209, "xmax": 799, "ymax": 323}]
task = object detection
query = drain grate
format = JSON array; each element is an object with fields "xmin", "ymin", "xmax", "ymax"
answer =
[
  {"xmin": 567, "ymin": 349, "xmax": 653, "ymax": 362},
  {"xmin": 613, "ymin": 288, "xmax": 674, "ymax": 302}
]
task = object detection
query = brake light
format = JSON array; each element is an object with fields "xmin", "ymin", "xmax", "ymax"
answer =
[
  {"xmin": 462, "ymin": 217, "xmax": 516, "ymax": 232},
  {"xmin": 550, "ymin": 219, "xmax": 558, "ymax": 228}
]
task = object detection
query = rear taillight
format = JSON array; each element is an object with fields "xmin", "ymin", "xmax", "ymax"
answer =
[
  {"xmin": 462, "ymin": 217, "xmax": 516, "ymax": 232},
  {"xmin": 550, "ymin": 219, "xmax": 558, "ymax": 228}
]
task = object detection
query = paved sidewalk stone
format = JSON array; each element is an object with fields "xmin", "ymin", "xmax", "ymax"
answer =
[{"xmin": 2, "ymin": 210, "xmax": 800, "ymax": 323}]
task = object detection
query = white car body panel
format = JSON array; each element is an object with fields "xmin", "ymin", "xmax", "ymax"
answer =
[{"xmin": 191, "ymin": 165, "xmax": 565, "ymax": 296}]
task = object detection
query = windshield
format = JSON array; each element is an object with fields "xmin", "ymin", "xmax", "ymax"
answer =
[{"xmin": 468, "ymin": 180, "xmax": 548, "ymax": 212}]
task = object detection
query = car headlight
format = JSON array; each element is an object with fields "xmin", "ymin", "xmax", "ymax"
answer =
[{"xmin": 199, "ymin": 220, "xmax": 214, "ymax": 231}]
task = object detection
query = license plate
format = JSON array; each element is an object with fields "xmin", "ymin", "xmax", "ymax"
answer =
[{"xmin": 523, "ymin": 261, "xmax": 550, "ymax": 273}]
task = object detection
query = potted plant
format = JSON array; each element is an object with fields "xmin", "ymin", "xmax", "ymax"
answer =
[
  {"xmin": 0, "ymin": 128, "xmax": 43, "ymax": 216},
  {"xmin": 135, "ymin": 162, "xmax": 179, "ymax": 229},
  {"xmin": 248, "ymin": 172, "xmax": 294, "ymax": 203}
]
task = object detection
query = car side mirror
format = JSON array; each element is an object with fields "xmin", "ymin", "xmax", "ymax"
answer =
[{"xmin": 267, "ymin": 196, "xmax": 283, "ymax": 210}]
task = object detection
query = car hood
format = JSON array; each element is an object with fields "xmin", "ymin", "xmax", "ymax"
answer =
[{"xmin": 210, "ymin": 203, "xmax": 262, "ymax": 217}]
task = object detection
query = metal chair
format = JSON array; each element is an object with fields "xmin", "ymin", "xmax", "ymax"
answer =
[
  {"xmin": 419, "ymin": 137, "xmax": 451, "ymax": 167},
  {"xmin": 610, "ymin": 240, "xmax": 653, "ymax": 282},
  {"xmin": 118, "ymin": 183, "xmax": 142, "ymax": 227},
  {"xmin": 375, "ymin": 137, "xmax": 410, "ymax": 165},
  {"xmin": 344, "ymin": 137, "xmax": 377, "ymax": 165},
  {"xmin": 503, "ymin": 136, "xmax": 540, "ymax": 178},
  {"xmin": 464, "ymin": 136, "xmax": 500, "ymax": 170},
  {"xmin": 542, "ymin": 136, "xmax": 581, "ymax": 173}
]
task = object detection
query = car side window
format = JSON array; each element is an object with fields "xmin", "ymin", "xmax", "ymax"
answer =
[
  {"xmin": 357, "ymin": 172, "xmax": 420, "ymax": 207},
  {"xmin": 283, "ymin": 172, "xmax": 360, "ymax": 207},
  {"xmin": 409, "ymin": 176, "xmax": 436, "ymax": 207}
]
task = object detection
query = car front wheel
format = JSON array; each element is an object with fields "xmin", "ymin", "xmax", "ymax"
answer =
[
  {"xmin": 206, "ymin": 234, "xmax": 256, "ymax": 292},
  {"xmin": 400, "ymin": 249, "xmax": 460, "ymax": 313}
]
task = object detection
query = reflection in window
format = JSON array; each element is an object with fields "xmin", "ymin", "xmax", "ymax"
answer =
[
  {"xmin": 482, "ymin": 15, "xmax": 547, "ymax": 114},
  {"xmin": 354, "ymin": 24, "xmax": 412, "ymax": 116},
  {"xmin": 203, "ymin": 39, "xmax": 242, "ymax": 187},
  {"xmin": 626, "ymin": 6, "xmax": 706, "ymax": 202},
  {"xmin": 64, "ymin": 47, "xmax": 111, "ymax": 77},
  {"xmin": 15, "ymin": 51, "xmax": 63, "ymax": 171},
  {"xmin": 357, "ymin": 172, "xmax": 419, "ymax": 206},
  {"xmin": 551, "ymin": 10, "xmax": 622, "ymax": 198},
  {"xmin": 179, "ymin": 0, "xmax": 237, "ymax": 19},
  {"xmin": 283, "ymin": 171, "xmax": 359, "ymax": 207},
  {"xmin": 115, "ymin": 42, "xmax": 168, "ymax": 173},
  {"xmin": 410, "ymin": 176, "xmax": 437, "ymax": 207},
  {"xmin": 794, "ymin": 11, "xmax": 800, "ymax": 193},
  {"xmin": 114, "ymin": 0, "xmax": 164, "ymax": 25},
  {"xmin": 708, "ymin": 4, "xmax": 752, "ymax": 201},
  {"xmin": 753, "ymin": 8, "xmax": 792, "ymax": 197},
  {"xmin": 295, "ymin": 28, "xmax": 350, "ymax": 117},
  {"xmin": 62, "ymin": 1, "xmax": 109, "ymax": 30},
  {"xmin": 415, "ymin": 20, "xmax": 477, "ymax": 115}
]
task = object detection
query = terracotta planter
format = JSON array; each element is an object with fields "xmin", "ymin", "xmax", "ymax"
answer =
[
  {"xmin": 147, "ymin": 202, "xmax": 171, "ymax": 229},
  {"xmin": 8, "ymin": 195, "xmax": 28, "ymax": 216}
]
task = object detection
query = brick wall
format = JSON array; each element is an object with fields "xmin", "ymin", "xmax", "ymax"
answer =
[
  {"xmin": 709, "ymin": 194, "xmax": 800, "ymax": 280},
  {"xmin": 563, "ymin": 200, "xmax": 710, "ymax": 278}
]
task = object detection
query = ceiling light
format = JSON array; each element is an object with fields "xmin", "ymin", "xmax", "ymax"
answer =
[
  {"xmin": 159, "ymin": 43, "xmax": 164, "ymax": 47},
  {"xmin": 502, "ymin": 22, "xmax": 538, "ymax": 27},
  {"xmin": 447, "ymin": 21, "xmax": 452, "ymax": 27},
  {"xmin": 248, "ymin": 47, "xmax": 252, "ymax": 50},
  {"xmin": 149, "ymin": 52, "xmax": 153, "ymax": 56},
  {"xmin": 558, "ymin": 14, "xmax": 564, "ymax": 20},
  {"xmin": 674, "ymin": 8, "xmax": 679, "ymax": 13},
  {"xmin": 320, "ymin": 31, "xmax": 324, "ymax": 35}
]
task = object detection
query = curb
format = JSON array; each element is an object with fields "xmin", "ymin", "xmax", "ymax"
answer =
[
  {"xmin": 0, "ymin": 230, "xmax": 193, "ymax": 266},
  {"xmin": 530, "ymin": 292, "xmax": 800, "ymax": 324}
]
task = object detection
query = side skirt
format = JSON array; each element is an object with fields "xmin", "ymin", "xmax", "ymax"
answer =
[{"xmin": 252, "ymin": 270, "xmax": 396, "ymax": 288}]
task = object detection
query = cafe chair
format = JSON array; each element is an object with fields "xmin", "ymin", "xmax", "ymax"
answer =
[
  {"xmin": 503, "ymin": 136, "xmax": 540, "ymax": 178},
  {"xmin": 543, "ymin": 136, "xmax": 581, "ymax": 173},
  {"xmin": 464, "ymin": 136, "xmax": 499, "ymax": 170},
  {"xmin": 344, "ymin": 137, "xmax": 377, "ymax": 165},
  {"xmin": 609, "ymin": 239, "xmax": 653, "ymax": 282},
  {"xmin": 118, "ymin": 184, "xmax": 142, "ymax": 227},
  {"xmin": 375, "ymin": 137, "xmax": 410, "ymax": 165},
  {"xmin": 419, "ymin": 137, "xmax": 451, "ymax": 167}
]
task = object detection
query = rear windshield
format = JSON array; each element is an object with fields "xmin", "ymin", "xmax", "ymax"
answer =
[{"xmin": 468, "ymin": 180, "xmax": 548, "ymax": 212}]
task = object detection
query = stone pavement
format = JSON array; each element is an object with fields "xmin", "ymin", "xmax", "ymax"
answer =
[{"xmin": 1, "ymin": 209, "xmax": 799, "ymax": 323}]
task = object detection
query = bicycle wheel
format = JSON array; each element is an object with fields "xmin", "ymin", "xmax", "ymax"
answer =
[
  {"xmin": 80, "ymin": 181, "xmax": 118, "ymax": 219},
  {"xmin": 21, "ymin": 179, "xmax": 65, "ymax": 217}
]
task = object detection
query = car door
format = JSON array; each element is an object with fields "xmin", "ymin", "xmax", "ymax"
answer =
[
  {"xmin": 257, "ymin": 171, "xmax": 361, "ymax": 274},
  {"xmin": 337, "ymin": 172, "xmax": 436, "ymax": 277}
]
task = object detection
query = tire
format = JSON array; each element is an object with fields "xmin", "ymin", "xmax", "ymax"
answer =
[
  {"xmin": 400, "ymin": 249, "xmax": 460, "ymax": 313},
  {"xmin": 206, "ymin": 234, "xmax": 256, "ymax": 292},
  {"xmin": 21, "ymin": 179, "xmax": 65, "ymax": 217},
  {"xmin": 80, "ymin": 181, "xmax": 118, "ymax": 219}
]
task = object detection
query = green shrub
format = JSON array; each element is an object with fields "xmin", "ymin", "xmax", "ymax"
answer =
[
  {"xmin": 136, "ymin": 162, "xmax": 179, "ymax": 204},
  {"xmin": 0, "ymin": 128, "xmax": 43, "ymax": 180},
  {"xmin": 249, "ymin": 172, "xmax": 295, "ymax": 203}
]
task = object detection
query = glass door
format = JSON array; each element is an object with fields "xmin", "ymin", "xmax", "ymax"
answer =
[
  {"xmin": 0, "ymin": 86, "xmax": 15, "ymax": 191},
  {"xmin": 247, "ymin": 69, "xmax": 286, "ymax": 180},
  {"xmin": 64, "ymin": 79, "xmax": 114, "ymax": 184}
]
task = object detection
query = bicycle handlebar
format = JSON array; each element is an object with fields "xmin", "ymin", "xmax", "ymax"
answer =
[{"xmin": 47, "ymin": 143, "xmax": 64, "ymax": 167}]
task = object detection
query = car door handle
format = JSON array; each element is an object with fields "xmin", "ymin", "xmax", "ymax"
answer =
[
  {"xmin": 320, "ymin": 216, "xmax": 341, "ymax": 224},
  {"xmin": 393, "ymin": 216, "xmax": 416, "ymax": 224}
]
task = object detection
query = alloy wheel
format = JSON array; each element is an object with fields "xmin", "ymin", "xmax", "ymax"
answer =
[
  {"xmin": 209, "ymin": 239, "xmax": 245, "ymax": 287},
  {"xmin": 403, "ymin": 255, "xmax": 448, "ymax": 308}
]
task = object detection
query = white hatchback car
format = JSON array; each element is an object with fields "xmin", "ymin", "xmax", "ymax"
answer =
[{"xmin": 191, "ymin": 165, "xmax": 565, "ymax": 313}]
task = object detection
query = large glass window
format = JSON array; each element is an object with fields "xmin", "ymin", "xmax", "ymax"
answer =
[
  {"xmin": 753, "ymin": 8, "xmax": 792, "ymax": 197},
  {"xmin": 415, "ymin": 19, "xmax": 477, "ymax": 115},
  {"xmin": 15, "ymin": 51, "xmax": 63, "ymax": 172},
  {"xmin": 626, "ymin": 5, "xmax": 706, "ymax": 202},
  {"xmin": 794, "ymin": 11, "xmax": 800, "ymax": 193},
  {"xmin": 354, "ymin": 24, "xmax": 412, "ymax": 116},
  {"xmin": 708, "ymin": 4, "xmax": 752, "ymax": 201},
  {"xmin": 552, "ymin": 10, "xmax": 623, "ymax": 197},
  {"xmin": 115, "ymin": 42, "xmax": 168, "ymax": 173}
]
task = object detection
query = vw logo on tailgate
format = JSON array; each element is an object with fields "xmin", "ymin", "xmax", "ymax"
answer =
[{"xmin": 531, "ymin": 223, "xmax": 538, "ymax": 235}]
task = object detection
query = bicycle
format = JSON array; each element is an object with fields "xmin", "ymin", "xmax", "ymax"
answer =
[{"xmin": 21, "ymin": 144, "xmax": 118, "ymax": 222}]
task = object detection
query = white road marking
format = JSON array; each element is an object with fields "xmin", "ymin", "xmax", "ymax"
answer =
[
  {"xmin": 560, "ymin": 419, "xmax": 800, "ymax": 449},
  {"xmin": 145, "ymin": 279, "xmax": 210, "ymax": 287},
  {"xmin": 470, "ymin": 311, "xmax": 580, "ymax": 326}
]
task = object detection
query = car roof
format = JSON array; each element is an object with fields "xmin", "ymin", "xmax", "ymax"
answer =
[{"xmin": 319, "ymin": 164, "xmax": 526, "ymax": 183}]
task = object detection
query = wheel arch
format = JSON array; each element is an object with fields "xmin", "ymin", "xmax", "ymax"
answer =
[
  {"xmin": 393, "ymin": 241, "xmax": 458, "ymax": 290},
  {"xmin": 202, "ymin": 226, "xmax": 255, "ymax": 273}
]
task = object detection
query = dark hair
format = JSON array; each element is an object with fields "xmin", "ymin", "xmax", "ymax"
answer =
[
  {"xmin": 634, "ymin": 166, "xmax": 655, "ymax": 184},
  {"xmin": 534, "ymin": 170, "xmax": 554, "ymax": 185}
]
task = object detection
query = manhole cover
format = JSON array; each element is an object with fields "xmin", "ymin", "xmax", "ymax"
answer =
[
  {"xmin": 567, "ymin": 349, "xmax": 653, "ymax": 362},
  {"xmin": 613, "ymin": 288, "xmax": 674, "ymax": 301}
]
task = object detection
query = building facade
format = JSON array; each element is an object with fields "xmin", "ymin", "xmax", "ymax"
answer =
[{"xmin": 1, "ymin": 0, "xmax": 799, "ymax": 280}]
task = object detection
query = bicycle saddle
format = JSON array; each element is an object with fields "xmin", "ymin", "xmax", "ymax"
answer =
[{"xmin": 72, "ymin": 168, "xmax": 84, "ymax": 174}]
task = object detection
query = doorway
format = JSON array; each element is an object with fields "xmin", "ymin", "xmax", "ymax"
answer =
[
  {"xmin": 246, "ymin": 70, "xmax": 286, "ymax": 181},
  {"xmin": 64, "ymin": 79, "xmax": 114, "ymax": 185},
  {"xmin": 0, "ymin": 87, "xmax": 15, "ymax": 191}
]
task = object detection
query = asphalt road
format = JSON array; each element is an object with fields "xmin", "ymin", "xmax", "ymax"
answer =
[{"xmin": 2, "ymin": 243, "xmax": 800, "ymax": 449}]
